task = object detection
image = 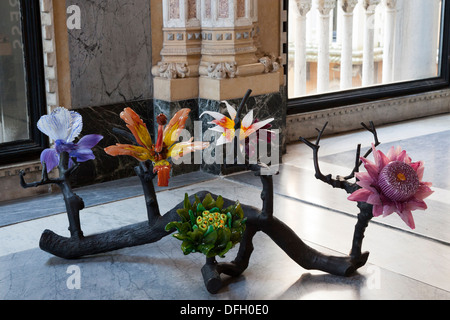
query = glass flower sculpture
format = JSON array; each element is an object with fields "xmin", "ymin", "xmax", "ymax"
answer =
[
  {"xmin": 104, "ymin": 108, "xmax": 209, "ymax": 187},
  {"xmin": 37, "ymin": 107, "xmax": 103, "ymax": 172},
  {"xmin": 165, "ymin": 193, "xmax": 247, "ymax": 258},
  {"xmin": 348, "ymin": 145, "xmax": 433, "ymax": 229},
  {"xmin": 200, "ymin": 100, "xmax": 274, "ymax": 148}
]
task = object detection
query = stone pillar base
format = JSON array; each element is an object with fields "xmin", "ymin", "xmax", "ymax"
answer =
[
  {"xmin": 199, "ymin": 71, "xmax": 282, "ymax": 101},
  {"xmin": 153, "ymin": 77, "xmax": 199, "ymax": 101}
]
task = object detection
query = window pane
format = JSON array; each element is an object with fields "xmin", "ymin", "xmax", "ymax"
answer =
[
  {"xmin": 288, "ymin": 0, "xmax": 444, "ymax": 99},
  {"xmin": 0, "ymin": 0, "xmax": 29, "ymax": 143}
]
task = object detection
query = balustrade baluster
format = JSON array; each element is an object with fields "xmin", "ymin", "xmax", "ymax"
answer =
[
  {"xmin": 294, "ymin": 0, "xmax": 312, "ymax": 96},
  {"xmin": 340, "ymin": 0, "xmax": 358, "ymax": 89},
  {"xmin": 382, "ymin": 0, "xmax": 397, "ymax": 83},
  {"xmin": 362, "ymin": 0, "xmax": 380, "ymax": 86},
  {"xmin": 317, "ymin": 0, "xmax": 336, "ymax": 93}
]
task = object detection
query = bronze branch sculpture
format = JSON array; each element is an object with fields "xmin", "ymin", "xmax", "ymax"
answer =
[
  {"xmin": 20, "ymin": 91, "xmax": 379, "ymax": 294},
  {"xmin": 299, "ymin": 121, "xmax": 380, "ymax": 263}
]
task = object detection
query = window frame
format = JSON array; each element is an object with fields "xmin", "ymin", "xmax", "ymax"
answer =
[
  {"xmin": 287, "ymin": 0, "xmax": 450, "ymax": 115},
  {"xmin": 0, "ymin": 0, "xmax": 48, "ymax": 165}
]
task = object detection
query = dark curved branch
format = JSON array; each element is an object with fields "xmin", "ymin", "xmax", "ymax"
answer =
[
  {"xmin": 40, "ymin": 204, "xmax": 181, "ymax": 259},
  {"xmin": 299, "ymin": 122, "xmax": 356, "ymax": 192},
  {"xmin": 20, "ymin": 163, "xmax": 63, "ymax": 188},
  {"xmin": 344, "ymin": 121, "xmax": 381, "ymax": 180},
  {"xmin": 134, "ymin": 161, "xmax": 161, "ymax": 225}
]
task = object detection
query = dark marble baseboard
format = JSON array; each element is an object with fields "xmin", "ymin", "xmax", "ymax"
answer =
[
  {"xmin": 74, "ymin": 100, "xmax": 153, "ymax": 188},
  {"xmin": 69, "ymin": 89, "xmax": 287, "ymax": 187}
]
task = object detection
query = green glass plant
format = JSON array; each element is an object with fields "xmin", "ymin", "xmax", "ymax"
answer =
[{"xmin": 165, "ymin": 193, "xmax": 247, "ymax": 258}]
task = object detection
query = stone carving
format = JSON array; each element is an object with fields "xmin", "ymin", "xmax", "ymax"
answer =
[
  {"xmin": 295, "ymin": 0, "xmax": 312, "ymax": 17},
  {"xmin": 169, "ymin": 0, "xmax": 180, "ymax": 20},
  {"xmin": 153, "ymin": 62, "xmax": 190, "ymax": 79},
  {"xmin": 363, "ymin": 0, "xmax": 381, "ymax": 13},
  {"xmin": 341, "ymin": 0, "xmax": 359, "ymax": 13},
  {"xmin": 218, "ymin": 0, "xmax": 229, "ymax": 18},
  {"xmin": 259, "ymin": 54, "xmax": 282, "ymax": 74},
  {"xmin": 207, "ymin": 62, "xmax": 237, "ymax": 79},
  {"xmin": 204, "ymin": 0, "xmax": 212, "ymax": 19},
  {"xmin": 237, "ymin": 0, "xmax": 246, "ymax": 18},
  {"xmin": 384, "ymin": 0, "xmax": 397, "ymax": 10},
  {"xmin": 317, "ymin": 0, "xmax": 336, "ymax": 16},
  {"xmin": 188, "ymin": 0, "xmax": 197, "ymax": 19}
]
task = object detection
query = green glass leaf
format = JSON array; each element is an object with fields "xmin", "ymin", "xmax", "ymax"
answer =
[
  {"xmin": 189, "ymin": 210, "xmax": 196, "ymax": 226},
  {"xmin": 203, "ymin": 228, "xmax": 218, "ymax": 244},
  {"xmin": 235, "ymin": 202, "xmax": 244, "ymax": 219},
  {"xmin": 222, "ymin": 205, "xmax": 234, "ymax": 215},
  {"xmin": 197, "ymin": 203, "xmax": 206, "ymax": 214},
  {"xmin": 179, "ymin": 222, "xmax": 192, "ymax": 234},
  {"xmin": 181, "ymin": 240, "xmax": 195, "ymax": 255},
  {"xmin": 183, "ymin": 193, "xmax": 191, "ymax": 210},
  {"xmin": 202, "ymin": 193, "xmax": 215, "ymax": 210},
  {"xmin": 176, "ymin": 208, "xmax": 189, "ymax": 223},
  {"xmin": 216, "ymin": 227, "xmax": 231, "ymax": 248},
  {"xmin": 194, "ymin": 194, "xmax": 201, "ymax": 207},
  {"xmin": 187, "ymin": 228, "xmax": 203, "ymax": 243},
  {"xmin": 198, "ymin": 243, "xmax": 215, "ymax": 256},
  {"xmin": 173, "ymin": 233, "xmax": 188, "ymax": 241},
  {"xmin": 165, "ymin": 221, "xmax": 181, "ymax": 232},
  {"xmin": 203, "ymin": 225, "xmax": 214, "ymax": 237},
  {"xmin": 218, "ymin": 241, "xmax": 233, "ymax": 258},
  {"xmin": 210, "ymin": 207, "xmax": 220, "ymax": 213},
  {"xmin": 215, "ymin": 195, "xmax": 224, "ymax": 210}
]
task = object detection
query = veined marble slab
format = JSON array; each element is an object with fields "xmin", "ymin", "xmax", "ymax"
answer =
[{"xmin": 0, "ymin": 179, "xmax": 449, "ymax": 299}]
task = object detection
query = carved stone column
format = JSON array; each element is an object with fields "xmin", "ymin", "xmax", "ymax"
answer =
[
  {"xmin": 316, "ymin": 0, "xmax": 336, "ymax": 93},
  {"xmin": 152, "ymin": 0, "xmax": 202, "ymax": 101},
  {"xmin": 198, "ymin": 0, "xmax": 282, "ymax": 100},
  {"xmin": 294, "ymin": 0, "xmax": 312, "ymax": 97},
  {"xmin": 362, "ymin": 0, "xmax": 380, "ymax": 86},
  {"xmin": 340, "ymin": 0, "xmax": 358, "ymax": 90},
  {"xmin": 382, "ymin": 0, "xmax": 396, "ymax": 83}
]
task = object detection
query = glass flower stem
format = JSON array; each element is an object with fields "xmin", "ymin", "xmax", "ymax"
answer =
[
  {"xmin": 20, "ymin": 152, "xmax": 84, "ymax": 239},
  {"xmin": 350, "ymin": 202, "xmax": 373, "ymax": 261},
  {"xmin": 134, "ymin": 160, "xmax": 161, "ymax": 226},
  {"xmin": 55, "ymin": 152, "xmax": 84, "ymax": 239}
]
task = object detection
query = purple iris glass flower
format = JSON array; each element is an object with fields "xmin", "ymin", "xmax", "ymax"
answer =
[{"xmin": 37, "ymin": 107, "xmax": 103, "ymax": 172}]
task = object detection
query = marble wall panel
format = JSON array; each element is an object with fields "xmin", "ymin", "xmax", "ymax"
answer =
[
  {"xmin": 66, "ymin": 0, "xmax": 153, "ymax": 109},
  {"xmin": 72, "ymin": 100, "xmax": 153, "ymax": 187}
]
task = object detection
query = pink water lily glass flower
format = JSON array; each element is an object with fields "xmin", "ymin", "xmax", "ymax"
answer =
[{"xmin": 348, "ymin": 144, "xmax": 433, "ymax": 229}]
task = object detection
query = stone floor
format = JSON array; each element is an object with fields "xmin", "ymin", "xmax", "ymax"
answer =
[{"xmin": 0, "ymin": 113, "xmax": 449, "ymax": 300}]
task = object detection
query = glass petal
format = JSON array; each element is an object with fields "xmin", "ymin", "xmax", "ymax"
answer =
[
  {"xmin": 120, "ymin": 108, "xmax": 153, "ymax": 149},
  {"xmin": 77, "ymin": 134, "xmax": 103, "ymax": 149},
  {"xmin": 163, "ymin": 108, "xmax": 191, "ymax": 148},
  {"xmin": 40, "ymin": 148, "xmax": 59, "ymax": 173},
  {"xmin": 38, "ymin": 107, "xmax": 82, "ymax": 142},
  {"xmin": 71, "ymin": 148, "xmax": 95, "ymax": 162},
  {"xmin": 221, "ymin": 100, "xmax": 237, "ymax": 120}
]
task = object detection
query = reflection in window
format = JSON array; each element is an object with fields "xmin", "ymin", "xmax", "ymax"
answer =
[
  {"xmin": 288, "ymin": 0, "xmax": 443, "ymax": 99},
  {"xmin": 0, "ymin": 0, "xmax": 29, "ymax": 143}
]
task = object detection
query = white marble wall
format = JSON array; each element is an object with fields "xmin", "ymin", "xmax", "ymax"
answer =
[{"xmin": 66, "ymin": 0, "xmax": 153, "ymax": 109}]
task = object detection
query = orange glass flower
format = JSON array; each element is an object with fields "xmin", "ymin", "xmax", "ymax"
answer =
[{"xmin": 105, "ymin": 108, "xmax": 209, "ymax": 187}]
